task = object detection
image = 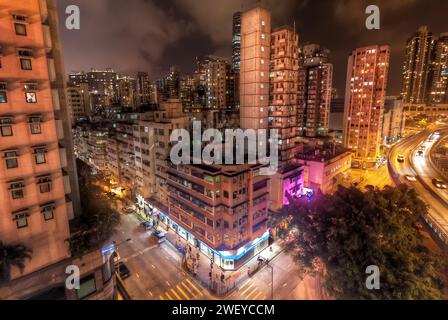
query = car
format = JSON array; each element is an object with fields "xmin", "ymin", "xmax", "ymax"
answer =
[
  {"xmin": 405, "ymin": 175, "xmax": 417, "ymax": 182},
  {"xmin": 397, "ymin": 154, "xmax": 405, "ymax": 163},
  {"xmin": 117, "ymin": 262, "xmax": 130, "ymax": 279},
  {"xmin": 154, "ymin": 230, "xmax": 166, "ymax": 243},
  {"xmin": 416, "ymin": 150, "xmax": 424, "ymax": 157},
  {"xmin": 141, "ymin": 221, "xmax": 152, "ymax": 230},
  {"xmin": 432, "ymin": 178, "xmax": 447, "ymax": 189}
]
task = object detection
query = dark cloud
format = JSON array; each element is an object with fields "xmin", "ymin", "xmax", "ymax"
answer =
[{"xmin": 58, "ymin": 0, "xmax": 448, "ymax": 95}]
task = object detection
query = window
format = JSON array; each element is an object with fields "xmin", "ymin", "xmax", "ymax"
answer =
[
  {"xmin": 13, "ymin": 209, "xmax": 29, "ymax": 229},
  {"xmin": 0, "ymin": 83, "xmax": 7, "ymax": 103},
  {"xmin": 29, "ymin": 116, "xmax": 42, "ymax": 134},
  {"xmin": 0, "ymin": 117, "xmax": 13, "ymax": 136},
  {"xmin": 34, "ymin": 147, "xmax": 47, "ymax": 164},
  {"xmin": 5, "ymin": 150, "xmax": 19, "ymax": 169},
  {"xmin": 37, "ymin": 175, "xmax": 52, "ymax": 193},
  {"xmin": 20, "ymin": 58, "xmax": 32, "ymax": 70},
  {"xmin": 41, "ymin": 203, "xmax": 55, "ymax": 221},
  {"xmin": 14, "ymin": 23, "xmax": 27, "ymax": 36},
  {"xmin": 25, "ymin": 92, "xmax": 37, "ymax": 103},
  {"xmin": 9, "ymin": 181, "xmax": 24, "ymax": 200},
  {"xmin": 76, "ymin": 275, "xmax": 97, "ymax": 300}
]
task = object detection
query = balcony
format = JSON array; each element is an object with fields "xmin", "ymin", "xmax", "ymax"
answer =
[
  {"xmin": 59, "ymin": 147, "xmax": 68, "ymax": 168},
  {"xmin": 63, "ymin": 174, "xmax": 72, "ymax": 195}
]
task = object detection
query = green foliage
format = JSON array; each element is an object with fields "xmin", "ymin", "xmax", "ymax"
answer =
[
  {"xmin": 282, "ymin": 184, "xmax": 447, "ymax": 300},
  {"xmin": 0, "ymin": 242, "xmax": 32, "ymax": 283},
  {"xmin": 68, "ymin": 160, "xmax": 121, "ymax": 257}
]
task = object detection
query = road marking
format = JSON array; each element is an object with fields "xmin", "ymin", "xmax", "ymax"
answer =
[
  {"xmin": 136, "ymin": 273, "xmax": 140, "ymax": 279},
  {"xmin": 177, "ymin": 285, "xmax": 191, "ymax": 300},
  {"xmin": 170, "ymin": 289, "xmax": 182, "ymax": 300},
  {"xmin": 239, "ymin": 279, "xmax": 252, "ymax": 291},
  {"xmin": 166, "ymin": 281, "xmax": 171, "ymax": 287},
  {"xmin": 147, "ymin": 290, "xmax": 153, "ymax": 297},
  {"xmin": 181, "ymin": 282, "xmax": 196, "ymax": 297},
  {"xmin": 241, "ymin": 283, "xmax": 254, "ymax": 296},
  {"xmin": 282, "ymin": 282, "xmax": 287, "ymax": 288},
  {"xmin": 165, "ymin": 292, "xmax": 173, "ymax": 300},
  {"xmin": 252, "ymin": 292, "xmax": 263, "ymax": 300},
  {"xmin": 245, "ymin": 287, "xmax": 258, "ymax": 300},
  {"xmin": 185, "ymin": 279, "xmax": 203, "ymax": 296},
  {"xmin": 151, "ymin": 264, "xmax": 156, "ymax": 269},
  {"xmin": 159, "ymin": 295, "xmax": 165, "ymax": 300}
]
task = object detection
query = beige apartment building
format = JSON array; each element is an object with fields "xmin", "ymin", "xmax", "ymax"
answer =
[{"xmin": 0, "ymin": 0, "xmax": 114, "ymax": 300}]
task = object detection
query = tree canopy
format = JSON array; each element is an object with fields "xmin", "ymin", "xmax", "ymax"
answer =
[
  {"xmin": 68, "ymin": 160, "xmax": 121, "ymax": 257},
  {"xmin": 281, "ymin": 184, "xmax": 447, "ymax": 300}
]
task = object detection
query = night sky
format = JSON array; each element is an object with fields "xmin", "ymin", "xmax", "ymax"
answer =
[{"xmin": 57, "ymin": 0, "xmax": 448, "ymax": 96}]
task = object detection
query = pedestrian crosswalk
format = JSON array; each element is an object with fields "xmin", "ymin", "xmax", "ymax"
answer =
[
  {"xmin": 159, "ymin": 279, "xmax": 204, "ymax": 300},
  {"xmin": 234, "ymin": 279, "xmax": 267, "ymax": 300}
]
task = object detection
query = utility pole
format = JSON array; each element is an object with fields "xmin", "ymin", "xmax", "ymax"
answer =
[{"xmin": 266, "ymin": 262, "xmax": 274, "ymax": 300}]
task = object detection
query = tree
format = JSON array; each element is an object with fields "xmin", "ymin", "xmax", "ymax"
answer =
[
  {"xmin": 68, "ymin": 159, "xmax": 121, "ymax": 257},
  {"xmin": 282, "ymin": 184, "xmax": 447, "ymax": 299},
  {"xmin": 0, "ymin": 242, "xmax": 32, "ymax": 283}
]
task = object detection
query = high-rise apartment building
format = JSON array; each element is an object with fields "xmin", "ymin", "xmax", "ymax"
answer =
[
  {"xmin": 196, "ymin": 56, "xmax": 234, "ymax": 109},
  {"xmin": 67, "ymin": 83, "xmax": 91, "ymax": 123},
  {"xmin": 240, "ymin": 6, "xmax": 271, "ymax": 135},
  {"xmin": 136, "ymin": 72, "xmax": 151, "ymax": 105},
  {"xmin": 269, "ymin": 26, "xmax": 300, "ymax": 162},
  {"xmin": 297, "ymin": 44, "xmax": 333, "ymax": 137},
  {"xmin": 343, "ymin": 45, "xmax": 391, "ymax": 166},
  {"xmin": 0, "ymin": 0, "xmax": 114, "ymax": 300},
  {"xmin": 401, "ymin": 26, "xmax": 434, "ymax": 104},
  {"xmin": 117, "ymin": 75, "xmax": 137, "ymax": 108},
  {"xmin": 429, "ymin": 33, "xmax": 448, "ymax": 104},
  {"xmin": 232, "ymin": 12, "xmax": 242, "ymax": 72}
]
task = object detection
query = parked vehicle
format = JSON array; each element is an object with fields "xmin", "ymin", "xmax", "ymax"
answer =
[
  {"xmin": 117, "ymin": 262, "xmax": 131, "ymax": 279},
  {"xmin": 397, "ymin": 154, "xmax": 405, "ymax": 163},
  {"xmin": 154, "ymin": 230, "xmax": 166, "ymax": 244}
]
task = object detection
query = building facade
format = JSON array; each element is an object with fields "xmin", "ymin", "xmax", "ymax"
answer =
[
  {"xmin": 401, "ymin": 26, "xmax": 434, "ymax": 104},
  {"xmin": 297, "ymin": 44, "xmax": 333, "ymax": 138},
  {"xmin": 343, "ymin": 45, "xmax": 390, "ymax": 166},
  {"xmin": 0, "ymin": 0, "xmax": 113, "ymax": 300}
]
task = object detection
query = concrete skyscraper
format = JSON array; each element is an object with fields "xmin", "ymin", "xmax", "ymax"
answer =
[
  {"xmin": 429, "ymin": 33, "xmax": 448, "ymax": 104},
  {"xmin": 401, "ymin": 26, "xmax": 434, "ymax": 104},
  {"xmin": 343, "ymin": 45, "xmax": 391, "ymax": 167},
  {"xmin": 297, "ymin": 44, "xmax": 333, "ymax": 137},
  {"xmin": 232, "ymin": 12, "xmax": 242, "ymax": 72},
  {"xmin": 240, "ymin": 6, "xmax": 271, "ymax": 135}
]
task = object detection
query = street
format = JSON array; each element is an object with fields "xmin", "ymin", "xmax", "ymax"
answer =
[
  {"xmin": 111, "ymin": 213, "xmax": 213, "ymax": 300},
  {"xmin": 388, "ymin": 127, "xmax": 448, "ymax": 246}
]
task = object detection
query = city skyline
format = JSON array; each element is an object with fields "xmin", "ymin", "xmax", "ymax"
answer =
[{"xmin": 58, "ymin": 0, "xmax": 448, "ymax": 96}]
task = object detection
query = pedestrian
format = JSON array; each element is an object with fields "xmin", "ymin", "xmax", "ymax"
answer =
[{"xmin": 269, "ymin": 246, "xmax": 273, "ymax": 253}]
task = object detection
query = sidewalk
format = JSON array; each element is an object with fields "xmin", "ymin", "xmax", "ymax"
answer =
[{"xmin": 158, "ymin": 223, "xmax": 283, "ymax": 297}]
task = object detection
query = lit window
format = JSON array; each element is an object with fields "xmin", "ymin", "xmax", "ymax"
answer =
[
  {"xmin": 261, "ymin": 33, "xmax": 266, "ymax": 40},
  {"xmin": 34, "ymin": 147, "xmax": 47, "ymax": 165},
  {"xmin": 14, "ymin": 23, "xmax": 27, "ymax": 36},
  {"xmin": 20, "ymin": 58, "xmax": 32, "ymax": 70},
  {"xmin": 25, "ymin": 91, "xmax": 37, "ymax": 103},
  {"xmin": 261, "ymin": 46, "xmax": 265, "ymax": 52},
  {"xmin": 41, "ymin": 203, "xmax": 55, "ymax": 221},
  {"xmin": 13, "ymin": 209, "xmax": 29, "ymax": 229},
  {"xmin": 29, "ymin": 116, "xmax": 42, "ymax": 134},
  {"xmin": 0, "ymin": 82, "xmax": 7, "ymax": 103},
  {"xmin": 260, "ymin": 59, "xmax": 265, "ymax": 65},
  {"xmin": 261, "ymin": 20, "xmax": 266, "ymax": 27}
]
